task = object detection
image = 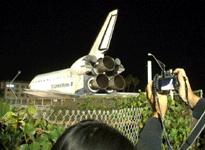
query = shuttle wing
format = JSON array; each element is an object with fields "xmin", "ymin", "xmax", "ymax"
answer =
[
  {"xmin": 89, "ymin": 9, "xmax": 118, "ymax": 58},
  {"xmin": 23, "ymin": 89, "xmax": 80, "ymax": 98}
]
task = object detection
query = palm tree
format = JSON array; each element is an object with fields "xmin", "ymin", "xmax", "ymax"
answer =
[
  {"xmin": 0, "ymin": 89, "xmax": 4, "ymax": 98},
  {"xmin": 132, "ymin": 77, "xmax": 140, "ymax": 92},
  {"xmin": 124, "ymin": 74, "xmax": 133, "ymax": 92}
]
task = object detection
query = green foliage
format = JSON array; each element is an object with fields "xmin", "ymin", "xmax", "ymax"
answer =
[
  {"xmin": 0, "ymin": 104, "xmax": 65, "ymax": 150},
  {"xmin": 161, "ymin": 95, "xmax": 193, "ymax": 149},
  {"xmin": 0, "ymin": 100, "xmax": 11, "ymax": 118},
  {"xmin": 0, "ymin": 90, "xmax": 201, "ymax": 149}
]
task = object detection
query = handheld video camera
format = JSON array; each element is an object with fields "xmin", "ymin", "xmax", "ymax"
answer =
[{"xmin": 154, "ymin": 70, "xmax": 179, "ymax": 92}]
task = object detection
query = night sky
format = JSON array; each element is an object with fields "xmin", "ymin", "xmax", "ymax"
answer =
[{"xmin": 2, "ymin": 1, "xmax": 205, "ymax": 92}]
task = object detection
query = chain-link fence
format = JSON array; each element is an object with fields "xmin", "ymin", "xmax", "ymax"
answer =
[
  {"xmin": 36, "ymin": 107, "xmax": 143, "ymax": 144},
  {"xmin": 1, "ymin": 97, "xmax": 144, "ymax": 144}
]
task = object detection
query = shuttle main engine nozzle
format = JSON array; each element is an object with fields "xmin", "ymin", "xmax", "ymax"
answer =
[
  {"xmin": 108, "ymin": 74, "xmax": 125, "ymax": 90},
  {"xmin": 91, "ymin": 74, "xmax": 109, "ymax": 90},
  {"xmin": 96, "ymin": 56, "xmax": 115, "ymax": 72}
]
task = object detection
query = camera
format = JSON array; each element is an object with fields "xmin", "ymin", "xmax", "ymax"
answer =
[{"xmin": 154, "ymin": 70, "xmax": 179, "ymax": 92}]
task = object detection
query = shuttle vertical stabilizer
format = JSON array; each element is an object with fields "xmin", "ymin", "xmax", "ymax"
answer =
[{"xmin": 89, "ymin": 9, "xmax": 118, "ymax": 58}]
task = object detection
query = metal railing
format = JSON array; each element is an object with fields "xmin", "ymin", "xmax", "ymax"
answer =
[{"xmin": 1, "ymin": 98, "xmax": 65, "ymax": 107}]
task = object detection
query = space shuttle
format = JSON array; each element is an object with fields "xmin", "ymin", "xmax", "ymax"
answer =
[{"xmin": 23, "ymin": 9, "xmax": 126, "ymax": 98}]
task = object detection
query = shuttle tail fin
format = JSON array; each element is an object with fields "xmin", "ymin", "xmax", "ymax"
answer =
[{"xmin": 89, "ymin": 9, "xmax": 118, "ymax": 58}]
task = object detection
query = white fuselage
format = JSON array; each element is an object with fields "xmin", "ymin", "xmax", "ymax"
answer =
[{"xmin": 29, "ymin": 68, "xmax": 83, "ymax": 94}]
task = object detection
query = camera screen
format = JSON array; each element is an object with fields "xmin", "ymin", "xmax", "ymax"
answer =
[{"xmin": 161, "ymin": 78, "xmax": 175, "ymax": 91}]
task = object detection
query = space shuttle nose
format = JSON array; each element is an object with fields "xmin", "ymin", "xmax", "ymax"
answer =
[
  {"xmin": 108, "ymin": 74, "xmax": 125, "ymax": 90},
  {"xmin": 91, "ymin": 74, "xmax": 109, "ymax": 89},
  {"xmin": 96, "ymin": 56, "xmax": 115, "ymax": 72}
]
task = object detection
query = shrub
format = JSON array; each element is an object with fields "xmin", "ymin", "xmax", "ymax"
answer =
[{"xmin": 0, "ymin": 91, "xmax": 200, "ymax": 149}]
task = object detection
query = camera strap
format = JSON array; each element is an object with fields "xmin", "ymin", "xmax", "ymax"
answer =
[
  {"xmin": 153, "ymin": 74, "xmax": 174, "ymax": 150},
  {"xmin": 179, "ymin": 77, "xmax": 205, "ymax": 150},
  {"xmin": 155, "ymin": 93, "xmax": 174, "ymax": 150},
  {"xmin": 180, "ymin": 110, "xmax": 205, "ymax": 150}
]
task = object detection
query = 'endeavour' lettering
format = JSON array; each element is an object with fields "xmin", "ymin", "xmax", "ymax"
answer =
[{"xmin": 51, "ymin": 83, "xmax": 70, "ymax": 89}]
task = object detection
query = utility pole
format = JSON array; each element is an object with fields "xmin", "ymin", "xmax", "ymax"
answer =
[
  {"xmin": 10, "ymin": 71, "xmax": 21, "ymax": 99},
  {"xmin": 147, "ymin": 60, "xmax": 152, "ymax": 84}
]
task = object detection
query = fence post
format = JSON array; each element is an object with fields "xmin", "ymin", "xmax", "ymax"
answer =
[{"xmin": 200, "ymin": 90, "xmax": 203, "ymax": 98}]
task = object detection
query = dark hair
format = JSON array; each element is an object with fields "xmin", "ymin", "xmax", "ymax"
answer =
[{"xmin": 52, "ymin": 120, "xmax": 136, "ymax": 150}]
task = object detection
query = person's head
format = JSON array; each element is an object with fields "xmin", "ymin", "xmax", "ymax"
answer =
[{"xmin": 52, "ymin": 119, "xmax": 136, "ymax": 150}]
